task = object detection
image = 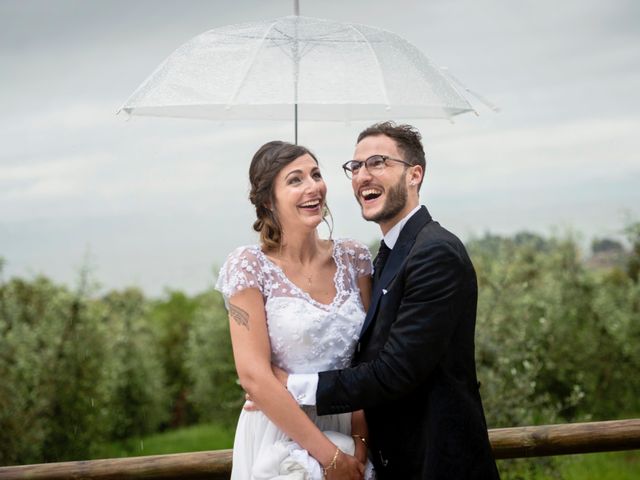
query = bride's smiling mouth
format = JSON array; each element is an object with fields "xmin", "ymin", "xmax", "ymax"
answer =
[{"xmin": 297, "ymin": 198, "xmax": 323, "ymax": 212}]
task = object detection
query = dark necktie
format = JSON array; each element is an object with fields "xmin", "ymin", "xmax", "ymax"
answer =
[{"xmin": 373, "ymin": 240, "xmax": 391, "ymax": 283}]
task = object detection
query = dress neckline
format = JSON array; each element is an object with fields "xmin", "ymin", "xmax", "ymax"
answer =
[{"xmin": 256, "ymin": 239, "xmax": 343, "ymax": 310}]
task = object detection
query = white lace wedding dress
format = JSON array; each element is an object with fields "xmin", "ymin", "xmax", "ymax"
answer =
[{"xmin": 216, "ymin": 238, "xmax": 375, "ymax": 480}]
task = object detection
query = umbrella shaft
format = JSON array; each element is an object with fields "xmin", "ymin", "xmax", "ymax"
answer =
[{"xmin": 293, "ymin": 0, "xmax": 299, "ymax": 143}]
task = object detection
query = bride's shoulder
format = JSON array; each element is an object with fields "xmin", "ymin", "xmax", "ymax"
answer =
[
  {"xmin": 226, "ymin": 244, "xmax": 261, "ymax": 258},
  {"xmin": 216, "ymin": 245, "xmax": 267, "ymax": 299},
  {"xmin": 221, "ymin": 244, "xmax": 266, "ymax": 269},
  {"xmin": 334, "ymin": 238, "xmax": 372, "ymax": 260},
  {"xmin": 334, "ymin": 238, "xmax": 373, "ymax": 278}
]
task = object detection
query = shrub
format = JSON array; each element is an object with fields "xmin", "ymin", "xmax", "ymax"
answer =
[{"xmin": 184, "ymin": 291, "xmax": 243, "ymax": 427}]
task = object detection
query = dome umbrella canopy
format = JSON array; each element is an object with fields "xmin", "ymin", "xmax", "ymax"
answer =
[{"xmin": 120, "ymin": 15, "xmax": 477, "ymax": 138}]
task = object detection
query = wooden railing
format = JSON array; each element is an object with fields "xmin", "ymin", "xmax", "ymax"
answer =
[
  {"xmin": 489, "ymin": 418, "xmax": 640, "ymax": 458},
  {"xmin": 1, "ymin": 419, "xmax": 639, "ymax": 479}
]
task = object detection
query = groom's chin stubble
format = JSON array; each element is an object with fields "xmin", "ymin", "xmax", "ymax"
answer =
[
  {"xmin": 355, "ymin": 199, "xmax": 375, "ymax": 223},
  {"xmin": 354, "ymin": 195, "xmax": 370, "ymax": 222}
]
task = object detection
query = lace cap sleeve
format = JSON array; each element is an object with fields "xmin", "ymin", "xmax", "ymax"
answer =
[
  {"xmin": 215, "ymin": 246, "xmax": 264, "ymax": 308},
  {"xmin": 341, "ymin": 238, "xmax": 373, "ymax": 278}
]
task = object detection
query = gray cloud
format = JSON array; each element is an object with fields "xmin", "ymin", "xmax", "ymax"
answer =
[{"xmin": 1, "ymin": 0, "xmax": 639, "ymax": 295}]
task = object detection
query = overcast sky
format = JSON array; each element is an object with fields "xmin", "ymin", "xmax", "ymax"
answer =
[{"xmin": 1, "ymin": 0, "xmax": 639, "ymax": 296}]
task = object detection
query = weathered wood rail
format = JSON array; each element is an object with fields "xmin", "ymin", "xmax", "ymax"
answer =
[
  {"xmin": 489, "ymin": 418, "xmax": 640, "ymax": 458},
  {"xmin": 1, "ymin": 419, "xmax": 638, "ymax": 479}
]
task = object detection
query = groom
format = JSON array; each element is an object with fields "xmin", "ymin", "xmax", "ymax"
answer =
[{"xmin": 283, "ymin": 122, "xmax": 500, "ymax": 479}]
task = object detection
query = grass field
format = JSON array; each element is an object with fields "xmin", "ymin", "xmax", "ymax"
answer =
[
  {"xmin": 555, "ymin": 450, "xmax": 639, "ymax": 480},
  {"xmin": 93, "ymin": 423, "xmax": 234, "ymax": 459},
  {"xmin": 94, "ymin": 423, "xmax": 639, "ymax": 478}
]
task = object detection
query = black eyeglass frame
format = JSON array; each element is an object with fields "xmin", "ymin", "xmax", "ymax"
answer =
[{"xmin": 341, "ymin": 155, "xmax": 414, "ymax": 178}]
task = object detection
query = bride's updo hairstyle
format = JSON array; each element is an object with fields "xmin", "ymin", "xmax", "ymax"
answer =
[{"xmin": 249, "ymin": 141, "xmax": 327, "ymax": 250}]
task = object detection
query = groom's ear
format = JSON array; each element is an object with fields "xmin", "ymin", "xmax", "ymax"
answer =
[{"xmin": 409, "ymin": 164, "xmax": 424, "ymax": 188}]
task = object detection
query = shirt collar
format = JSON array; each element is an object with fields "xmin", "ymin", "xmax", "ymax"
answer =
[{"xmin": 383, "ymin": 205, "xmax": 422, "ymax": 249}]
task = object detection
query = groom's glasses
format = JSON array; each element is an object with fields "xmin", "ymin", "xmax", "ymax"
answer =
[{"xmin": 342, "ymin": 155, "xmax": 413, "ymax": 179}]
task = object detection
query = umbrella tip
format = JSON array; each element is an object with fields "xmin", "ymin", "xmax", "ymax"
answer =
[{"xmin": 115, "ymin": 106, "xmax": 133, "ymax": 120}]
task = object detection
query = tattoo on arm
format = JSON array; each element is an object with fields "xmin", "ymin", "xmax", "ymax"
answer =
[{"xmin": 229, "ymin": 303, "xmax": 250, "ymax": 330}]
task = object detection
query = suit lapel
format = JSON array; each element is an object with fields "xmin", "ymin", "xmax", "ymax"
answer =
[{"xmin": 359, "ymin": 206, "xmax": 432, "ymax": 337}]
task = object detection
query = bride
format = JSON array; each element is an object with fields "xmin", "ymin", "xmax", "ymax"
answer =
[{"xmin": 216, "ymin": 141, "xmax": 375, "ymax": 479}]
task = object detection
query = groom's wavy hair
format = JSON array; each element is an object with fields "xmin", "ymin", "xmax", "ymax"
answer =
[
  {"xmin": 357, "ymin": 121, "xmax": 426, "ymax": 190},
  {"xmin": 249, "ymin": 141, "xmax": 332, "ymax": 250}
]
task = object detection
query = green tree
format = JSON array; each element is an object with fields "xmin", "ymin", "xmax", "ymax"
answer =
[
  {"xmin": 0, "ymin": 270, "xmax": 112, "ymax": 463},
  {"xmin": 147, "ymin": 290, "xmax": 200, "ymax": 427},
  {"xmin": 185, "ymin": 291, "xmax": 242, "ymax": 427},
  {"xmin": 102, "ymin": 288, "xmax": 170, "ymax": 440},
  {"xmin": 624, "ymin": 222, "xmax": 640, "ymax": 282}
]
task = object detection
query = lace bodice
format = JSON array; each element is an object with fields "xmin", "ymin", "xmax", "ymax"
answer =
[{"xmin": 216, "ymin": 238, "xmax": 372, "ymax": 373}]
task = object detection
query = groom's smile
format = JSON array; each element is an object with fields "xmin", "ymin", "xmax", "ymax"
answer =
[
  {"xmin": 356, "ymin": 183, "xmax": 385, "ymax": 219},
  {"xmin": 359, "ymin": 187, "xmax": 383, "ymax": 203}
]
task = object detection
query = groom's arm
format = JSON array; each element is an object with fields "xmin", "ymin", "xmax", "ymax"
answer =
[
  {"xmin": 314, "ymin": 241, "xmax": 469, "ymax": 415},
  {"xmin": 287, "ymin": 373, "xmax": 318, "ymax": 405}
]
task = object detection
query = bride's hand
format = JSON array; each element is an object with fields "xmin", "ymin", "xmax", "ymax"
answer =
[{"xmin": 325, "ymin": 450, "xmax": 365, "ymax": 480}]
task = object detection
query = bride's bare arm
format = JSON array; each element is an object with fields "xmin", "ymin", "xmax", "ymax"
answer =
[
  {"xmin": 228, "ymin": 287, "xmax": 364, "ymax": 478},
  {"xmin": 357, "ymin": 275, "xmax": 372, "ymax": 312}
]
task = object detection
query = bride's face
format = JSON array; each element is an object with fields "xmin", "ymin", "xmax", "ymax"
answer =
[{"xmin": 272, "ymin": 154, "xmax": 327, "ymax": 233}]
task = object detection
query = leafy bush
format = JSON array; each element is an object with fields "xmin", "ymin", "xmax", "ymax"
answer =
[
  {"xmin": 0, "ymin": 275, "xmax": 113, "ymax": 464},
  {"xmin": 147, "ymin": 290, "xmax": 200, "ymax": 427},
  {"xmin": 1, "ymin": 222, "xmax": 638, "ymax": 470},
  {"xmin": 101, "ymin": 288, "xmax": 170, "ymax": 440},
  {"xmin": 184, "ymin": 291, "xmax": 243, "ymax": 427},
  {"xmin": 470, "ymin": 231, "xmax": 640, "ymax": 427},
  {"xmin": 0, "ymin": 272, "xmax": 171, "ymax": 464}
]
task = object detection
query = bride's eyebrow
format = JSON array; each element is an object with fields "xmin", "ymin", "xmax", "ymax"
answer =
[{"xmin": 285, "ymin": 169, "xmax": 303, "ymax": 179}]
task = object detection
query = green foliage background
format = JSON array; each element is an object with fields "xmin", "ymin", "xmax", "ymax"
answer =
[{"xmin": 1, "ymin": 224, "xmax": 639, "ymax": 478}]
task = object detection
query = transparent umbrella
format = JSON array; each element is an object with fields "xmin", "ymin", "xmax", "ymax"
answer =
[{"xmin": 120, "ymin": 15, "xmax": 484, "ymax": 142}]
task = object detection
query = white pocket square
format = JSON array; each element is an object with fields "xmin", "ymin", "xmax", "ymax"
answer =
[{"xmin": 382, "ymin": 288, "xmax": 388, "ymax": 295}]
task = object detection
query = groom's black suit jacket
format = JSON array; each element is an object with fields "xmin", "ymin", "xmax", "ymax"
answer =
[{"xmin": 316, "ymin": 207, "xmax": 500, "ymax": 479}]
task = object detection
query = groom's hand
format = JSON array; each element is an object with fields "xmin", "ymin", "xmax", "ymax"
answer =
[
  {"xmin": 326, "ymin": 451, "xmax": 365, "ymax": 480},
  {"xmin": 242, "ymin": 392, "xmax": 258, "ymax": 411},
  {"xmin": 272, "ymin": 364, "xmax": 289, "ymax": 387}
]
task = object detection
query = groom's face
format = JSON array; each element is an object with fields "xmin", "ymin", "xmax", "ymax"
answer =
[{"xmin": 351, "ymin": 134, "xmax": 410, "ymax": 229}]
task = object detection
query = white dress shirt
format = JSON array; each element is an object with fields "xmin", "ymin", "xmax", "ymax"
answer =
[{"xmin": 287, "ymin": 205, "xmax": 423, "ymax": 405}]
